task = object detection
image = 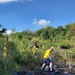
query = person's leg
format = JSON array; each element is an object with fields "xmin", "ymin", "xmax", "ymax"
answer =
[
  {"xmin": 40, "ymin": 63, "xmax": 46, "ymax": 74},
  {"xmin": 50, "ymin": 62, "xmax": 52, "ymax": 71},
  {"xmin": 49, "ymin": 62, "xmax": 52, "ymax": 71},
  {"xmin": 46, "ymin": 58, "xmax": 52, "ymax": 71},
  {"xmin": 41, "ymin": 58, "xmax": 47, "ymax": 71},
  {"xmin": 41, "ymin": 63, "xmax": 46, "ymax": 71}
]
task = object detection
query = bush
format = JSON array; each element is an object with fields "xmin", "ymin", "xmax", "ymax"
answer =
[{"xmin": 60, "ymin": 43, "xmax": 72, "ymax": 49}]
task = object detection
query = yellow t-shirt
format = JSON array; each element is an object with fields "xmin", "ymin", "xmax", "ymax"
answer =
[
  {"xmin": 44, "ymin": 49, "xmax": 51, "ymax": 58},
  {"xmin": 32, "ymin": 46, "xmax": 37, "ymax": 53}
]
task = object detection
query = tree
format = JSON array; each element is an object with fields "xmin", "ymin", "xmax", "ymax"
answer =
[
  {"xmin": 12, "ymin": 28, "xmax": 16, "ymax": 33},
  {"xmin": 43, "ymin": 30, "xmax": 49, "ymax": 40},
  {"xmin": 1, "ymin": 28, "xmax": 7, "ymax": 33},
  {"xmin": 17, "ymin": 34, "xmax": 22, "ymax": 40},
  {"xmin": 21, "ymin": 29, "xmax": 34, "ymax": 36},
  {"xmin": 0, "ymin": 24, "xmax": 2, "ymax": 34},
  {"xmin": 0, "ymin": 24, "xmax": 7, "ymax": 36},
  {"xmin": 70, "ymin": 23, "xmax": 75, "ymax": 36},
  {"xmin": 69, "ymin": 23, "xmax": 75, "ymax": 43}
]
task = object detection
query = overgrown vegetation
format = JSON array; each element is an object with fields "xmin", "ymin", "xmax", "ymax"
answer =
[{"xmin": 0, "ymin": 23, "xmax": 75, "ymax": 75}]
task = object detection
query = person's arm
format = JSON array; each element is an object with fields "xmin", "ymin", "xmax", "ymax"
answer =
[{"xmin": 49, "ymin": 56, "xmax": 52, "ymax": 61}]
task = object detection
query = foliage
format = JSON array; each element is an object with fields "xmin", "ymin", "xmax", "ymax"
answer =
[
  {"xmin": 0, "ymin": 23, "xmax": 75, "ymax": 74},
  {"xmin": 60, "ymin": 42, "xmax": 72, "ymax": 49}
]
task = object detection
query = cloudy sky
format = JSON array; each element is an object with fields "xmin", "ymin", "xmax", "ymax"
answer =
[{"xmin": 0, "ymin": 0, "xmax": 75, "ymax": 32}]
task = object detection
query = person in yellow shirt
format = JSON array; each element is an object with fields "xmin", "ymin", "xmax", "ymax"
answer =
[
  {"xmin": 41, "ymin": 46, "xmax": 54, "ymax": 72},
  {"xmin": 32, "ymin": 43, "xmax": 39, "ymax": 56}
]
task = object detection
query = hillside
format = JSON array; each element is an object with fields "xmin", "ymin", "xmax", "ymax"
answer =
[{"xmin": 0, "ymin": 23, "xmax": 75, "ymax": 75}]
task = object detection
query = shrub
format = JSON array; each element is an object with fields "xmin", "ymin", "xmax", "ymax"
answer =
[{"xmin": 60, "ymin": 42, "xmax": 72, "ymax": 49}]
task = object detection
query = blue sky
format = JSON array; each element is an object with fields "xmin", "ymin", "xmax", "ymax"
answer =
[{"xmin": 0, "ymin": 0, "xmax": 75, "ymax": 32}]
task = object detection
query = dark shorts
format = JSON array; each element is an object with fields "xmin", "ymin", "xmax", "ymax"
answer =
[{"xmin": 44, "ymin": 58, "xmax": 52, "ymax": 65}]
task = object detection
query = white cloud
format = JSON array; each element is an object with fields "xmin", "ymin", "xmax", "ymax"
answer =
[
  {"xmin": 32, "ymin": 18, "xmax": 37, "ymax": 24},
  {"xmin": 39, "ymin": 19, "xmax": 50, "ymax": 26},
  {"xmin": 6, "ymin": 30, "xmax": 12, "ymax": 35},
  {"xmin": 1, "ymin": 30, "xmax": 12, "ymax": 35},
  {"xmin": 0, "ymin": 0, "xmax": 32, "ymax": 3},
  {"xmin": 0, "ymin": 0, "xmax": 17, "ymax": 3},
  {"xmin": 32, "ymin": 19, "xmax": 50, "ymax": 26}
]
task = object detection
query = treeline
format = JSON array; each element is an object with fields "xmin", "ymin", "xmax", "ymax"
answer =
[
  {"xmin": 13, "ymin": 23, "xmax": 75, "ymax": 48},
  {"xmin": 16, "ymin": 23, "xmax": 75, "ymax": 42},
  {"xmin": 1, "ymin": 23, "xmax": 75, "ymax": 41}
]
